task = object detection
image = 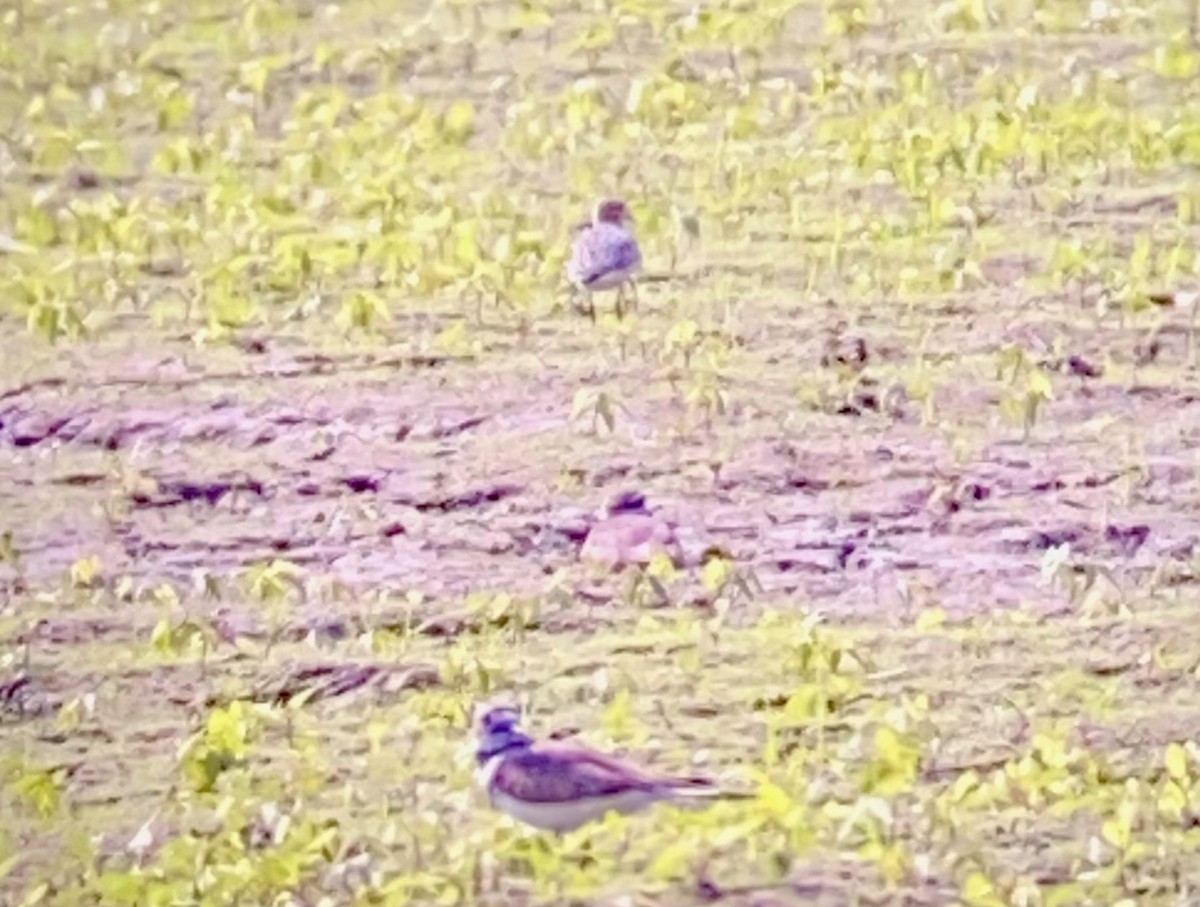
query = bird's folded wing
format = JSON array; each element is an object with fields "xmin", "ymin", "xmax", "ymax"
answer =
[
  {"xmin": 493, "ymin": 744, "xmax": 658, "ymax": 803},
  {"xmin": 570, "ymin": 227, "xmax": 641, "ymax": 285}
]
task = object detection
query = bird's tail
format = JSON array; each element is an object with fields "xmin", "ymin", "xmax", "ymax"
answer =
[{"xmin": 663, "ymin": 778, "xmax": 754, "ymax": 802}]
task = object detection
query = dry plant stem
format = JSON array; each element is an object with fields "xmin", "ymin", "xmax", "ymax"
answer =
[{"xmin": 1189, "ymin": 304, "xmax": 1198, "ymax": 367}]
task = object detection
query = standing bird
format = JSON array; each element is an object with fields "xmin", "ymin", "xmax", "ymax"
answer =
[
  {"xmin": 473, "ymin": 704, "xmax": 749, "ymax": 833},
  {"xmin": 567, "ymin": 199, "xmax": 643, "ymax": 322},
  {"xmin": 579, "ymin": 490, "xmax": 684, "ymax": 569}
]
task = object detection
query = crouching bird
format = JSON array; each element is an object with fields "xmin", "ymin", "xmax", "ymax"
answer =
[
  {"xmin": 579, "ymin": 490, "xmax": 684, "ymax": 569},
  {"xmin": 473, "ymin": 704, "xmax": 750, "ymax": 833}
]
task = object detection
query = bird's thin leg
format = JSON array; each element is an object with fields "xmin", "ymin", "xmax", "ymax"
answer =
[
  {"xmin": 615, "ymin": 284, "xmax": 625, "ymax": 320},
  {"xmin": 588, "ymin": 291, "xmax": 597, "ymax": 324},
  {"xmin": 628, "ymin": 279, "xmax": 639, "ymax": 314},
  {"xmin": 616, "ymin": 826, "xmax": 633, "ymax": 862},
  {"xmin": 626, "ymin": 568, "xmax": 643, "ymax": 605}
]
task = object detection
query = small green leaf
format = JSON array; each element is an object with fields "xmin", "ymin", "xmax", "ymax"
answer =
[
  {"xmin": 961, "ymin": 870, "xmax": 1005, "ymax": 907},
  {"xmin": 914, "ymin": 608, "xmax": 946, "ymax": 632},
  {"xmin": 1165, "ymin": 742, "xmax": 1189, "ymax": 781}
]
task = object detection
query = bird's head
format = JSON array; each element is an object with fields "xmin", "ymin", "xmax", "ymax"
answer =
[
  {"xmin": 593, "ymin": 199, "xmax": 633, "ymax": 226},
  {"xmin": 474, "ymin": 703, "xmax": 531, "ymax": 763},
  {"xmin": 607, "ymin": 489, "xmax": 649, "ymax": 515}
]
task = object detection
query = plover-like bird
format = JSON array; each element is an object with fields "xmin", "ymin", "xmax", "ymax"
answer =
[
  {"xmin": 566, "ymin": 199, "xmax": 643, "ymax": 321},
  {"xmin": 579, "ymin": 490, "xmax": 684, "ymax": 569},
  {"xmin": 474, "ymin": 704, "xmax": 748, "ymax": 833}
]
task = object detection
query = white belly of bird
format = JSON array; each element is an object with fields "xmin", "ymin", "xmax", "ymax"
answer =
[{"xmin": 489, "ymin": 788, "xmax": 662, "ymax": 832}]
